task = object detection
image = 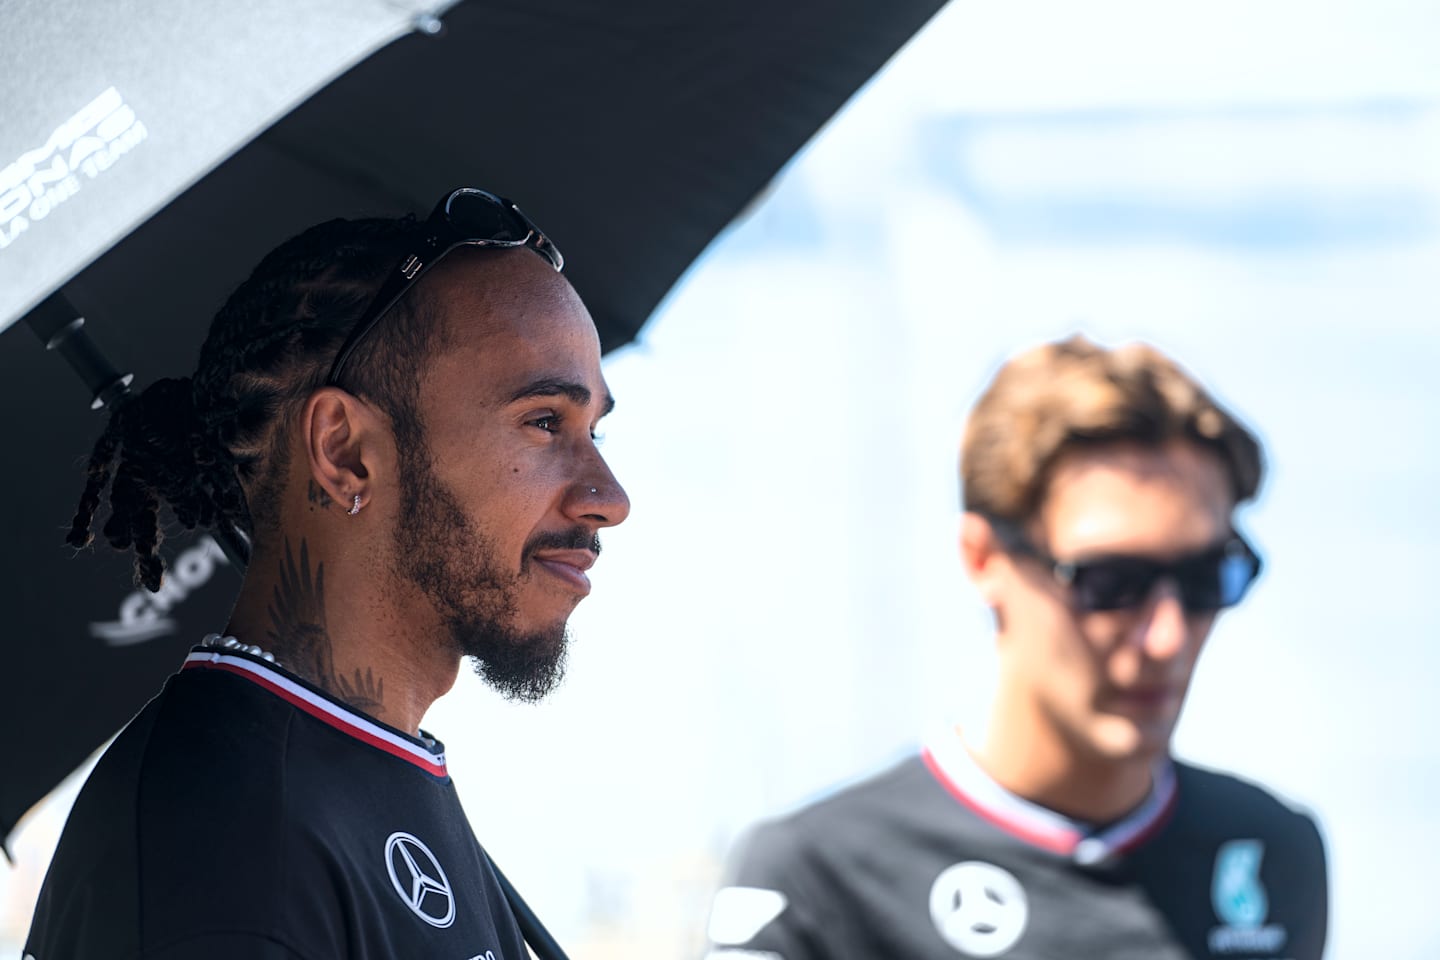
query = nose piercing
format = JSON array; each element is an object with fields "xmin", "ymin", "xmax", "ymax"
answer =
[{"xmin": 588, "ymin": 487, "xmax": 598, "ymax": 495}]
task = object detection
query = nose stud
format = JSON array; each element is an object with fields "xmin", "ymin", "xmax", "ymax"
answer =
[{"xmin": 588, "ymin": 487, "xmax": 598, "ymax": 495}]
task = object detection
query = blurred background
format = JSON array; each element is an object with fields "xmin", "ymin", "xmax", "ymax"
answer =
[{"xmin": 4, "ymin": 0, "xmax": 1438, "ymax": 956}]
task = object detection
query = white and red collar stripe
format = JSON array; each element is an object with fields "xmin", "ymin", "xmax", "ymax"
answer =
[
  {"xmin": 922, "ymin": 727, "xmax": 1176, "ymax": 865},
  {"xmin": 183, "ymin": 649, "xmax": 447, "ymax": 778}
]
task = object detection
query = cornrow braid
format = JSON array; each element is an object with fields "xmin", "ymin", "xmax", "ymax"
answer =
[{"xmin": 68, "ymin": 212, "xmax": 448, "ymax": 591}]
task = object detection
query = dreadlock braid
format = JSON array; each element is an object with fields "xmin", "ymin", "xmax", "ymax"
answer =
[
  {"xmin": 66, "ymin": 421, "xmax": 122, "ymax": 549},
  {"xmin": 68, "ymin": 212, "xmax": 444, "ymax": 591}
]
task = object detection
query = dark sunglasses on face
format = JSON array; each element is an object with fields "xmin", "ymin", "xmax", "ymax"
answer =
[
  {"xmin": 986, "ymin": 516, "xmax": 1264, "ymax": 613},
  {"xmin": 326, "ymin": 187, "xmax": 564, "ymax": 387}
]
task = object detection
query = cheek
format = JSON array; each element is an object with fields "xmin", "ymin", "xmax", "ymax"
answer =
[
  {"xmin": 1182, "ymin": 613, "xmax": 1218, "ymax": 660},
  {"xmin": 491, "ymin": 471, "xmax": 552, "ymax": 521},
  {"xmin": 1031, "ymin": 607, "xmax": 1104, "ymax": 686},
  {"xmin": 1073, "ymin": 611, "xmax": 1141, "ymax": 679},
  {"xmin": 436, "ymin": 456, "xmax": 548, "ymax": 532},
  {"xmin": 999, "ymin": 580, "xmax": 1107, "ymax": 691}
]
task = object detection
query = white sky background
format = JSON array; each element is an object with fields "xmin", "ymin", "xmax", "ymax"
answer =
[{"xmin": 5, "ymin": 1, "xmax": 1439, "ymax": 957}]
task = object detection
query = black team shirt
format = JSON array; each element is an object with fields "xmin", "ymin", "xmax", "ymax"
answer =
[
  {"xmin": 25, "ymin": 647, "xmax": 528, "ymax": 960},
  {"xmin": 704, "ymin": 730, "xmax": 1327, "ymax": 960}
]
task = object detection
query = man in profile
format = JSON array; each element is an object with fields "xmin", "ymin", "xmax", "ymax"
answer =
[
  {"xmin": 704, "ymin": 336, "xmax": 1327, "ymax": 958},
  {"xmin": 27, "ymin": 188, "xmax": 628, "ymax": 959}
]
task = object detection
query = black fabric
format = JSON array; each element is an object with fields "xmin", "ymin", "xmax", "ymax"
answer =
[
  {"xmin": 24, "ymin": 649, "xmax": 527, "ymax": 960},
  {"xmin": 706, "ymin": 755, "xmax": 1327, "ymax": 960},
  {"xmin": 1, "ymin": 0, "xmax": 951, "ymax": 853}
]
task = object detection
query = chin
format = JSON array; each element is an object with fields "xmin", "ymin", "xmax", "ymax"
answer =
[
  {"xmin": 510, "ymin": 607, "xmax": 573, "ymax": 642},
  {"xmin": 520, "ymin": 585, "xmax": 585, "ymax": 621},
  {"xmin": 1089, "ymin": 717, "xmax": 1174, "ymax": 764}
]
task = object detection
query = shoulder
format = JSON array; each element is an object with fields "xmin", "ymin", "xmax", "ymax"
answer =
[
  {"xmin": 135, "ymin": 667, "xmax": 298, "ymax": 837},
  {"xmin": 28, "ymin": 671, "xmax": 307, "ymax": 957},
  {"xmin": 1172, "ymin": 760, "xmax": 1326, "ymax": 850},
  {"xmin": 797, "ymin": 753, "xmax": 936, "ymax": 825},
  {"xmin": 1167, "ymin": 761, "xmax": 1329, "ymax": 911},
  {"xmin": 730, "ymin": 754, "xmax": 933, "ymax": 879},
  {"xmin": 125, "ymin": 668, "xmax": 349, "ymax": 896},
  {"xmin": 43, "ymin": 667, "xmax": 297, "ymax": 858},
  {"xmin": 1167, "ymin": 761, "xmax": 1329, "ymax": 958},
  {"xmin": 708, "ymin": 758, "xmax": 930, "ymax": 958},
  {"xmin": 768, "ymin": 754, "xmax": 930, "ymax": 834}
]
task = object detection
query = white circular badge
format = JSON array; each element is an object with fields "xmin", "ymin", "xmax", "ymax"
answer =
[{"xmin": 928, "ymin": 861, "xmax": 1029, "ymax": 957}]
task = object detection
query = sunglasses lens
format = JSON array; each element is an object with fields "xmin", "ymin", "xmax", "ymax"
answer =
[
  {"xmin": 1071, "ymin": 558, "xmax": 1160, "ymax": 612},
  {"xmin": 1172, "ymin": 545, "xmax": 1260, "ymax": 611},
  {"xmin": 447, "ymin": 190, "xmax": 529, "ymax": 242},
  {"xmin": 1068, "ymin": 542, "xmax": 1260, "ymax": 613},
  {"xmin": 1214, "ymin": 550, "xmax": 1260, "ymax": 607}
]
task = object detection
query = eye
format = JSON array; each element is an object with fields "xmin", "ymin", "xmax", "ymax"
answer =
[{"xmin": 528, "ymin": 414, "xmax": 561, "ymax": 434}]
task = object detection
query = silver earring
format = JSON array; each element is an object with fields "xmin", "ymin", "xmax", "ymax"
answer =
[{"xmin": 348, "ymin": 494, "xmax": 362, "ymax": 516}]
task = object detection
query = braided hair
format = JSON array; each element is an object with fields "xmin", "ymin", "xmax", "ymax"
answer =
[{"xmin": 67, "ymin": 215, "xmax": 446, "ymax": 591}]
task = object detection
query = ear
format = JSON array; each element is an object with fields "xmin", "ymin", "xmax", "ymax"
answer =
[
  {"xmin": 302, "ymin": 387, "xmax": 378, "ymax": 513},
  {"xmin": 959, "ymin": 512, "xmax": 1006, "ymax": 606}
]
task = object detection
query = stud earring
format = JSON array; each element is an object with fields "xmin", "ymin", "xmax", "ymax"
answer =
[
  {"xmin": 348, "ymin": 494, "xmax": 362, "ymax": 516},
  {"xmin": 588, "ymin": 487, "xmax": 598, "ymax": 495}
]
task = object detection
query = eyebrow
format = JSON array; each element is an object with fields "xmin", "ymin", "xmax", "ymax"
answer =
[{"xmin": 507, "ymin": 377, "xmax": 616, "ymax": 417}]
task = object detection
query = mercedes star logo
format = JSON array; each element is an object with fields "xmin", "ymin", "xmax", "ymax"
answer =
[
  {"xmin": 928, "ymin": 861, "xmax": 1029, "ymax": 957},
  {"xmin": 385, "ymin": 831, "xmax": 456, "ymax": 928}
]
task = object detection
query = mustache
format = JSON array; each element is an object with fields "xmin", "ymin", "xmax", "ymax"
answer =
[{"xmin": 524, "ymin": 527, "xmax": 602, "ymax": 557}]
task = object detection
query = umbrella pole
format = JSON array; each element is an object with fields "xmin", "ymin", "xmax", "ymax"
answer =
[
  {"xmin": 24, "ymin": 291, "xmax": 134, "ymax": 412},
  {"xmin": 26, "ymin": 290, "xmax": 570, "ymax": 959}
]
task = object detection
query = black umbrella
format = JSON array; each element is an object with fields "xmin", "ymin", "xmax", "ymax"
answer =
[{"xmin": 0, "ymin": 0, "xmax": 945, "ymax": 948}]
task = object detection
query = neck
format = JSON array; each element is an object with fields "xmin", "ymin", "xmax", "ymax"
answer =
[
  {"xmin": 224, "ymin": 533, "xmax": 458, "ymax": 735},
  {"xmin": 974, "ymin": 689, "xmax": 1156, "ymax": 825}
]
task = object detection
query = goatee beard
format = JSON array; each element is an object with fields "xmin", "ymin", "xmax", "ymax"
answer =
[{"xmin": 392, "ymin": 434, "xmax": 580, "ymax": 703}]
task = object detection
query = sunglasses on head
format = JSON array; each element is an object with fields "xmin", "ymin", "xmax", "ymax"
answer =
[
  {"xmin": 986, "ymin": 516, "xmax": 1263, "ymax": 613},
  {"xmin": 325, "ymin": 187, "xmax": 564, "ymax": 387}
]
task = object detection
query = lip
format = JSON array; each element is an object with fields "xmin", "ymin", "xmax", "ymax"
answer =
[
  {"xmin": 530, "ymin": 549, "xmax": 597, "ymax": 594},
  {"xmin": 1107, "ymin": 687, "xmax": 1178, "ymax": 712}
]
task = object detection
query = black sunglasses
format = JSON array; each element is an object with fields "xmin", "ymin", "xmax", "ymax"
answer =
[
  {"xmin": 987, "ymin": 517, "xmax": 1263, "ymax": 613},
  {"xmin": 325, "ymin": 188, "xmax": 564, "ymax": 387}
]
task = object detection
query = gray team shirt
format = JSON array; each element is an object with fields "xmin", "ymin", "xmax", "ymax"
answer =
[{"xmin": 705, "ymin": 733, "xmax": 1326, "ymax": 959}]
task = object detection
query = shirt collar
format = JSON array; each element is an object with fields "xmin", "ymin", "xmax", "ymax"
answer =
[
  {"xmin": 922, "ymin": 726, "xmax": 1177, "ymax": 865},
  {"xmin": 183, "ymin": 646, "xmax": 448, "ymax": 779}
]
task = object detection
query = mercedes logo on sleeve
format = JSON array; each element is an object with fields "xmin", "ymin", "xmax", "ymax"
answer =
[
  {"xmin": 928, "ymin": 861, "xmax": 1029, "ymax": 957},
  {"xmin": 385, "ymin": 831, "xmax": 456, "ymax": 928}
]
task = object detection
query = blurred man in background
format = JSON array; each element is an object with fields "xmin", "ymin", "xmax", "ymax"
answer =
[{"xmin": 704, "ymin": 335, "xmax": 1327, "ymax": 958}]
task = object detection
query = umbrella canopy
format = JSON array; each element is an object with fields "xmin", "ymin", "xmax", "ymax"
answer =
[{"xmin": 0, "ymin": 0, "xmax": 946, "ymax": 852}]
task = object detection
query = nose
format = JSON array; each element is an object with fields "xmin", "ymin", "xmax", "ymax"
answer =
[
  {"xmin": 566, "ymin": 452, "xmax": 630, "ymax": 528},
  {"xmin": 1137, "ymin": 579, "xmax": 1189, "ymax": 660}
]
